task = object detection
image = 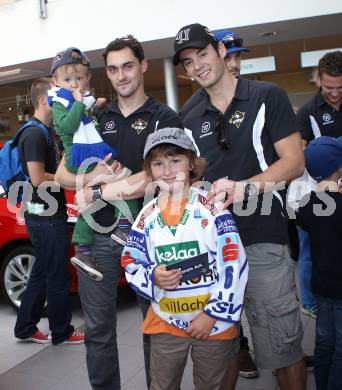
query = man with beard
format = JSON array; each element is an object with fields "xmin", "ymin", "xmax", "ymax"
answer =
[{"xmin": 56, "ymin": 35, "xmax": 182, "ymax": 390}]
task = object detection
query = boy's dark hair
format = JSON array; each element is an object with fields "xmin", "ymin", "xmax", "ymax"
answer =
[
  {"xmin": 103, "ymin": 35, "xmax": 145, "ymax": 65},
  {"xmin": 30, "ymin": 77, "xmax": 51, "ymax": 109},
  {"xmin": 144, "ymin": 144, "xmax": 206, "ymax": 185},
  {"xmin": 318, "ymin": 51, "xmax": 342, "ymax": 78}
]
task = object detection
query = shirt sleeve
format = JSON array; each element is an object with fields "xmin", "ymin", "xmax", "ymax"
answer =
[
  {"xmin": 180, "ymin": 88, "xmax": 205, "ymax": 120},
  {"xmin": 264, "ymin": 83, "xmax": 299, "ymax": 144},
  {"xmin": 204, "ymin": 210, "xmax": 248, "ymax": 324},
  {"xmin": 295, "ymin": 104, "xmax": 314, "ymax": 142},
  {"xmin": 52, "ymin": 101, "xmax": 85, "ymax": 138},
  {"xmin": 156, "ymin": 106, "xmax": 183, "ymax": 130},
  {"xmin": 20, "ymin": 127, "xmax": 47, "ymax": 163},
  {"xmin": 121, "ymin": 205, "xmax": 165, "ymax": 302},
  {"xmin": 296, "ymin": 194, "xmax": 311, "ymax": 230}
]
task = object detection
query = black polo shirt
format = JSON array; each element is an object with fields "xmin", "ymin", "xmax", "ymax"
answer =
[
  {"xmin": 94, "ymin": 96, "xmax": 182, "ymax": 232},
  {"xmin": 180, "ymin": 88, "xmax": 206, "ymax": 118},
  {"xmin": 296, "ymin": 90, "xmax": 342, "ymax": 142},
  {"xmin": 181, "ymin": 78, "xmax": 299, "ymax": 246}
]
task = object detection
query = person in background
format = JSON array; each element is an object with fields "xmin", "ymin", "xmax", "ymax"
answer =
[
  {"xmin": 14, "ymin": 77, "xmax": 84, "ymax": 345},
  {"xmin": 295, "ymin": 50, "xmax": 342, "ymax": 320},
  {"xmin": 296, "ymin": 136, "xmax": 342, "ymax": 390}
]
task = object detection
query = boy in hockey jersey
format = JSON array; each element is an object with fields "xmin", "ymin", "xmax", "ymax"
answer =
[
  {"xmin": 121, "ymin": 127, "xmax": 248, "ymax": 390},
  {"xmin": 50, "ymin": 47, "xmax": 139, "ymax": 281}
]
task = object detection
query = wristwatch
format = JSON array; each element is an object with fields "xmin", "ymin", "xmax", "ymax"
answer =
[
  {"xmin": 91, "ymin": 184, "xmax": 103, "ymax": 201},
  {"xmin": 243, "ymin": 182, "xmax": 257, "ymax": 202}
]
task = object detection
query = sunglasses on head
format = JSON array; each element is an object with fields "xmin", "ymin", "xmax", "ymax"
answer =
[
  {"xmin": 222, "ymin": 36, "xmax": 243, "ymax": 50},
  {"xmin": 215, "ymin": 114, "xmax": 231, "ymax": 150}
]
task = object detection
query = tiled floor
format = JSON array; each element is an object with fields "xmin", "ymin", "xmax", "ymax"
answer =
[{"xmin": 0, "ymin": 286, "xmax": 316, "ymax": 390}]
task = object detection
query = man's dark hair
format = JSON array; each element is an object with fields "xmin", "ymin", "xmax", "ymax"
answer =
[
  {"xmin": 102, "ymin": 35, "xmax": 145, "ymax": 65},
  {"xmin": 30, "ymin": 77, "xmax": 51, "ymax": 109},
  {"xmin": 318, "ymin": 51, "xmax": 342, "ymax": 78}
]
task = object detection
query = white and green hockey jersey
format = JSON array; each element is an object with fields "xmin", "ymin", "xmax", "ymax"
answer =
[{"xmin": 121, "ymin": 187, "xmax": 248, "ymax": 336}]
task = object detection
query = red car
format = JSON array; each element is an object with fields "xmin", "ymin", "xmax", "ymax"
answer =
[{"xmin": 0, "ymin": 187, "xmax": 127, "ymax": 310}]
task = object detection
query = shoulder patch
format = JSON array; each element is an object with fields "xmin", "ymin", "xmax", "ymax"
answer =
[
  {"xmin": 197, "ymin": 194, "xmax": 218, "ymax": 216},
  {"xmin": 137, "ymin": 203, "xmax": 156, "ymax": 230}
]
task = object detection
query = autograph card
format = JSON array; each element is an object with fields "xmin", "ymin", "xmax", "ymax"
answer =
[{"xmin": 165, "ymin": 252, "xmax": 209, "ymax": 282}]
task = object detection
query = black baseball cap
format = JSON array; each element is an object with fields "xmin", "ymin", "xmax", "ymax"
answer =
[
  {"xmin": 51, "ymin": 47, "xmax": 90, "ymax": 75},
  {"xmin": 173, "ymin": 23, "xmax": 218, "ymax": 65}
]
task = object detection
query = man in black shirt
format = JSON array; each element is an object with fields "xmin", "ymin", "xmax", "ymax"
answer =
[
  {"xmin": 56, "ymin": 37, "xmax": 182, "ymax": 390},
  {"xmin": 173, "ymin": 23, "xmax": 305, "ymax": 389},
  {"xmin": 181, "ymin": 28, "xmax": 258, "ymax": 380},
  {"xmin": 295, "ymin": 51, "xmax": 342, "ymax": 320},
  {"xmin": 14, "ymin": 78, "xmax": 83, "ymax": 345},
  {"xmin": 181, "ymin": 29, "xmax": 249, "ymax": 118},
  {"xmin": 297, "ymin": 51, "xmax": 342, "ymax": 145}
]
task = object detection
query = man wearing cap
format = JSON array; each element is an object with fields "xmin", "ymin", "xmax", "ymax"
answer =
[
  {"xmin": 56, "ymin": 35, "xmax": 182, "ymax": 390},
  {"xmin": 174, "ymin": 23, "xmax": 305, "ymax": 389},
  {"xmin": 296, "ymin": 136, "xmax": 342, "ymax": 390},
  {"xmin": 181, "ymin": 28, "xmax": 258, "ymax": 381},
  {"xmin": 295, "ymin": 51, "xmax": 342, "ymax": 321},
  {"xmin": 181, "ymin": 29, "xmax": 249, "ymax": 118}
]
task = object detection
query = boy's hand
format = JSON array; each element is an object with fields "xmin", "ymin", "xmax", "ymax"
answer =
[
  {"xmin": 154, "ymin": 265, "xmax": 181, "ymax": 290},
  {"xmin": 185, "ymin": 312, "xmax": 216, "ymax": 340},
  {"xmin": 95, "ymin": 97, "xmax": 107, "ymax": 109},
  {"xmin": 72, "ymin": 88, "xmax": 84, "ymax": 102}
]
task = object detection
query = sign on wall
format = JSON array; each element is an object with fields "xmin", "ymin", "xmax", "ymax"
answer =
[
  {"xmin": 240, "ymin": 56, "xmax": 276, "ymax": 75},
  {"xmin": 300, "ymin": 48, "xmax": 342, "ymax": 68}
]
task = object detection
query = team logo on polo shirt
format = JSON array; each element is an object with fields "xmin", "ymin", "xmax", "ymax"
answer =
[
  {"xmin": 131, "ymin": 119, "xmax": 148, "ymax": 134},
  {"xmin": 200, "ymin": 121, "xmax": 213, "ymax": 138},
  {"xmin": 104, "ymin": 121, "xmax": 116, "ymax": 131},
  {"xmin": 201, "ymin": 122, "xmax": 210, "ymax": 133},
  {"xmin": 229, "ymin": 111, "xmax": 245, "ymax": 128},
  {"xmin": 322, "ymin": 113, "xmax": 332, "ymax": 123}
]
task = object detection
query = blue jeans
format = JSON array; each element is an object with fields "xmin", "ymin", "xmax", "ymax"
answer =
[
  {"xmin": 78, "ymin": 233, "xmax": 122, "ymax": 390},
  {"xmin": 14, "ymin": 215, "xmax": 74, "ymax": 344},
  {"xmin": 298, "ymin": 228, "xmax": 316, "ymax": 306},
  {"xmin": 314, "ymin": 295, "xmax": 342, "ymax": 390}
]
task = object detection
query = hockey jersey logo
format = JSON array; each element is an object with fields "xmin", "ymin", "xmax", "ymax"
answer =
[{"xmin": 155, "ymin": 241, "xmax": 200, "ymax": 265}]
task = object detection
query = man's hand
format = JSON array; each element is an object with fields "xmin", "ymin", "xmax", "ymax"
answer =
[
  {"xmin": 154, "ymin": 265, "xmax": 181, "ymax": 290},
  {"xmin": 95, "ymin": 97, "xmax": 107, "ymax": 109},
  {"xmin": 207, "ymin": 179, "xmax": 245, "ymax": 209},
  {"xmin": 185, "ymin": 312, "xmax": 216, "ymax": 340},
  {"xmin": 76, "ymin": 153, "xmax": 123, "ymax": 189},
  {"xmin": 74, "ymin": 186, "xmax": 94, "ymax": 214}
]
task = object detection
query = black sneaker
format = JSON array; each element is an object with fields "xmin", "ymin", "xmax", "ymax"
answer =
[
  {"xmin": 71, "ymin": 253, "xmax": 103, "ymax": 281},
  {"xmin": 238, "ymin": 349, "xmax": 259, "ymax": 378}
]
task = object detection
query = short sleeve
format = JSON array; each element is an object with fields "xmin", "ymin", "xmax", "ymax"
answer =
[
  {"xmin": 265, "ymin": 84, "xmax": 299, "ymax": 144},
  {"xmin": 156, "ymin": 107, "xmax": 183, "ymax": 130},
  {"xmin": 296, "ymin": 104, "xmax": 313, "ymax": 142},
  {"xmin": 20, "ymin": 127, "xmax": 47, "ymax": 163}
]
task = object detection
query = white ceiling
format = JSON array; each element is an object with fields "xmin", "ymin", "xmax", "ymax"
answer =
[{"xmin": 0, "ymin": 13, "xmax": 341, "ymax": 85}]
